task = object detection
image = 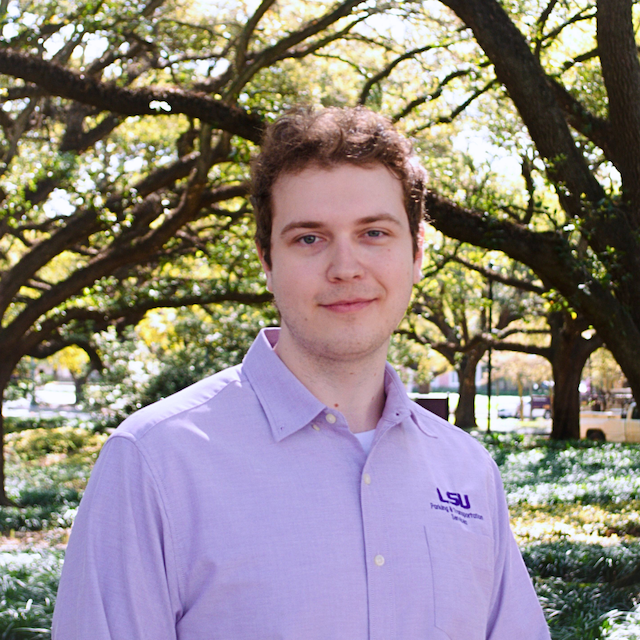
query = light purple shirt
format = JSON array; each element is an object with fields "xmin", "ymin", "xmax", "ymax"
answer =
[{"xmin": 53, "ymin": 328, "xmax": 549, "ymax": 639}]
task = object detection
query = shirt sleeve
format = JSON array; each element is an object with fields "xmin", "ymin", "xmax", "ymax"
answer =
[
  {"xmin": 52, "ymin": 434, "xmax": 182, "ymax": 640},
  {"xmin": 486, "ymin": 461, "xmax": 550, "ymax": 639}
]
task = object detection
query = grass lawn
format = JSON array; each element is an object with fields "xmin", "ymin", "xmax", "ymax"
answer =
[{"xmin": 2, "ymin": 424, "xmax": 640, "ymax": 638}]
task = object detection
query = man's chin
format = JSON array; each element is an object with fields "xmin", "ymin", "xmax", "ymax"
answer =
[{"xmin": 309, "ymin": 332, "xmax": 390, "ymax": 362}]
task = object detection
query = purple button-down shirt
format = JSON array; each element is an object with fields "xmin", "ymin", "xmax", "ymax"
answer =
[{"xmin": 53, "ymin": 328, "xmax": 549, "ymax": 639}]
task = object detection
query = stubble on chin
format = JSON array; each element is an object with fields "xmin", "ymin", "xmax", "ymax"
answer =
[{"xmin": 281, "ymin": 319, "xmax": 394, "ymax": 368}]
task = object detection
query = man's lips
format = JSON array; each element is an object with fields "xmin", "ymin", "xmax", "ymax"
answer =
[{"xmin": 319, "ymin": 298, "xmax": 376, "ymax": 313}]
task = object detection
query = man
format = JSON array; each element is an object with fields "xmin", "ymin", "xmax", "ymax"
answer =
[{"xmin": 53, "ymin": 107, "xmax": 550, "ymax": 639}]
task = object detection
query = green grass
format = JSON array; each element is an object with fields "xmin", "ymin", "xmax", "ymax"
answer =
[
  {"xmin": 522, "ymin": 542, "xmax": 640, "ymax": 639},
  {"xmin": 479, "ymin": 435, "xmax": 640, "ymax": 639},
  {"xmin": 0, "ymin": 427, "xmax": 105, "ymax": 534},
  {"xmin": 0, "ymin": 550, "xmax": 62, "ymax": 639}
]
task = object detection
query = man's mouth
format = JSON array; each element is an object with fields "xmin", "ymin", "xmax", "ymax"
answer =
[{"xmin": 319, "ymin": 298, "xmax": 375, "ymax": 313}]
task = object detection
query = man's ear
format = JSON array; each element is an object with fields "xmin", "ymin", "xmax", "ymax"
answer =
[
  {"xmin": 412, "ymin": 222, "xmax": 426, "ymax": 285},
  {"xmin": 256, "ymin": 242, "xmax": 274, "ymax": 293}
]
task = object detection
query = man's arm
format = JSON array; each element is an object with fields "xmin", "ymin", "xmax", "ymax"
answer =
[
  {"xmin": 52, "ymin": 435, "xmax": 182, "ymax": 639},
  {"xmin": 486, "ymin": 462, "xmax": 551, "ymax": 639}
]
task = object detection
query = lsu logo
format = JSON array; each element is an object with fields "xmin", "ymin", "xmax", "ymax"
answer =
[{"xmin": 437, "ymin": 487, "xmax": 471, "ymax": 509}]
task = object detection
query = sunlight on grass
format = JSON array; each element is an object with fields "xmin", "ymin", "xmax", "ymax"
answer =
[{"xmin": 511, "ymin": 503, "xmax": 640, "ymax": 544}]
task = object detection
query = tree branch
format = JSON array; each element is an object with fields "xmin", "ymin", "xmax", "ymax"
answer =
[
  {"xmin": 425, "ymin": 189, "xmax": 640, "ymax": 385},
  {"xmin": 0, "ymin": 48, "xmax": 264, "ymax": 143},
  {"xmin": 225, "ymin": 0, "xmax": 369, "ymax": 97},
  {"xmin": 359, "ymin": 44, "xmax": 436, "ymax": 105},
  {"xmin": 438, "ymin": 0, "xmax": 605, "ymax": 213},
  {"xmin": 597, "ymin": 0, "xmax": 640, "ymax": 201},
  {"xmin": 549, "ymin": 78, "xmax": 618, "ymax": 166}
]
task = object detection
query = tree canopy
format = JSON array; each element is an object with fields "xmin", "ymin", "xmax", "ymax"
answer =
[
  {"xmin": 421, "ymin": 0, "xmax": 640, "ymax": 413},
  {"xmin": 0, "ymin": 0, "xmax": 404, "ymax": 503},
  {"xmin": 1, "ymin": 0, "xmax": 640, "ymax": 502}
]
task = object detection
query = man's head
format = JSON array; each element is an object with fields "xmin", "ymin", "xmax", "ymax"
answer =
[{"xmin": 251, "ymin": 106, "xmax": 425, "ymax": 268}]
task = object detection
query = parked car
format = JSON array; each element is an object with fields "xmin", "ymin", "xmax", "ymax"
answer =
[
  {"xmin": 581, "ymin": 402, "xmax": 640, "ymax": 442},
  {"xmin": 497, "ymin": 395, "xmax": 551, "ymax": 419}
]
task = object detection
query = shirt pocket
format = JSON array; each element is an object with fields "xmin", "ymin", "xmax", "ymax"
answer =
[{"xmin": 424, "ymin": 521, "xmax": 494, "ymax": 640}]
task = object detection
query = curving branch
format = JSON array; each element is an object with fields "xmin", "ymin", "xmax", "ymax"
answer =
[
  {"xmin": 0, "ymin": 48, "xmax": 264, "ymax": 143},
  {"xmin": 225, "ymin": 0, "xmax": 370, "ymax": 97},
  {"xmin": 451, "ymin": 255, "xmax": 546, "ymax": 294},
  {"xmin": 438, "ymin": 0, "xmax": 605, "ymax": 214},
  {"xmin": 234, "ymin": 0, "xmax": 278, "ymax": 74},
  {"xmin": 22, "ymin": 288, "xmax": 273, "ymax": 356},
  {"xmin": 359, "ymin": 44, "xmax": 437, "ymax": 105},
  {"xmin": 425, "ymin": 190, "xmax": 640, "ymax": 394},
  {"xmin": 597, "ymin": 0, "xmax": 640, "ymax": 201},
  {"xmin": 549, "ymin": 78, "xmax": 617, "ymax": 166}
]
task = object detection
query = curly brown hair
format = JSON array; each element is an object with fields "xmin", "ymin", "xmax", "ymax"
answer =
[{"xmin": 250, "ymin": 106, "xmax": 426, "ymax": 268}]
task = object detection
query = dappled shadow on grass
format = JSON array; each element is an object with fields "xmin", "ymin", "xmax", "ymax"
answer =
[
  {"xmin": 0, "ymin": 427, "xmax": 105, "ymax": 535},
  {"xmin": 0, "ymin": 459, "xmax": 91, "ymax": 534},
  {"xmin": 524, "ymin": 541, "xmax": 640, "ymax": 640},
  {"xmin": 0, "ymin": 549, "xmax": 62, "ymax": 639},
  {"xmin": 478, "ymin": 435, "xmax": 640, "ymax": 638}
]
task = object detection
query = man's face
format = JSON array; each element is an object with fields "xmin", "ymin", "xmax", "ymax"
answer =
[{"xmin": 258, "ymin": 163, "xmax": 423, "ymax": 365}]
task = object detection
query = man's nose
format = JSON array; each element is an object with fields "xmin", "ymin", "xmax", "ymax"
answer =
[{"xmin": 326, "ymin": 238, "xmax": 365, "ymax": 281}]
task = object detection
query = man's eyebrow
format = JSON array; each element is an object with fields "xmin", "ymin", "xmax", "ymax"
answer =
[
  {"xmin": 279, "ymin": 214, "xmax": 403, "ymax": 236},
  {"xmin": 279, "ymin": 221, "xmax": 324, "ymax": 236},
  {"xmin": 357, "ymin": 214, "xmax": 403, "ymax": 226}
]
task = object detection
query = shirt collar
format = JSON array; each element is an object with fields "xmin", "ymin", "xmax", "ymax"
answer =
[
  {"xmin": 242, "ymin": 328, "xmax": 327, "ymax": 442},
  {"xmin": 380, "ymin": 363, "xmax": 439, "ymax": 438},
  {"xmin": 242, "ymin": 328, "xmax": 438, "ymax": 441}
]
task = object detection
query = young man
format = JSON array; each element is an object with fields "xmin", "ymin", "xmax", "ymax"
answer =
[{"xmin": 53, "ymin": 107, "xmax": 550, "ymax": 639}]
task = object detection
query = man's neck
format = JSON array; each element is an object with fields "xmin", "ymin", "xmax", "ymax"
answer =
[{"xmin": 273, "ymin": 332, "xmax": 388, "ymax": 434}]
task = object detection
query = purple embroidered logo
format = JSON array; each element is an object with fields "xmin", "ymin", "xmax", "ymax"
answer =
[{"xmin": 437, "ymin": 488, "xmax": 471, "ymax": 509}]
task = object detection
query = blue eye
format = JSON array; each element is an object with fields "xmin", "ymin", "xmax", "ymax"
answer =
[
  {"xmin": 300, "ymin": 235, "xmax": 317, "ymax": 245},
  {"xmin": 366, "ymin": 230, "xmax": 384, "ymax": 237}
]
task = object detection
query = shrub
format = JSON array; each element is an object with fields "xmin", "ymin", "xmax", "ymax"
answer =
[
  {"xmin": 8, "ymin": 427, "xmax": 106, "ymax": 461},
  {"xmin": 3, "ymin": 417, "xmax": 66, "ymax": 435},
  {"xmin": 0, "ymin": 550, "xmax": 62, "ymax": 639},
  {"xmin": 523, "ymin": 541, "xmax": 640, "ymax": 639}
]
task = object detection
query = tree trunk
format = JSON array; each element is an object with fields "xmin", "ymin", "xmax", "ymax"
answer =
[
  {"xmin": 454, "ymin": 348, "xmax": 485, "ymax": 429},
  {"xmin": 0, "ymin": 361, "xmax": 17, "ymax": 506},
  {"xmin": 548, "ymin": 312, "xmax": 602, "ymax": 440},
  {"xmin": 551, "ymin": 355, "xmax": 583, "ymax": 439}
]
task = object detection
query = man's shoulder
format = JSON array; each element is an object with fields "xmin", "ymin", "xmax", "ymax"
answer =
[{"xmin": 114, "ymin": 363, "xmax": 251, "ymax": 442}]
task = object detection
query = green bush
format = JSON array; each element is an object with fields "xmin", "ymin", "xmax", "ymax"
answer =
[
  {"xmin": 8, "ymin": 428, "xmax": 106, "ymax": 461},
  {"xmin": 0, "ymin": 428, "xmax": 103, "ymax": 533},
  {"xmin": 0, "ymin": 550, "xmax": 62, "ymax": 639},
  {"xmin": 3, "ymin": 417, "xmax": 66, "ymax": 435},
  {"xmin": 523, "ymin": 541, "xmax": 640, "ymax": 639}
]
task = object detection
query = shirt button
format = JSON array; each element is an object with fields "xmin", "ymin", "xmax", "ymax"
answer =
[
  {"xmin": 312, "ymin": 424, "xmax": 320, "ymax": 431},
  {"xmin": 374, "ymin": 554, "xmax": 385, "ymax": 566},
  {"xmin": 325, "ymin": 413, "xmax": 337, "ymax": 424},
  {"xmin": 363, "ymin": 473, "xmax": 371, "ymax": 485}
]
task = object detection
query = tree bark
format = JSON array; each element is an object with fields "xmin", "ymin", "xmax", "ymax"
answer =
[
  {"xmin": 548, "ymin": 312, "xmax": 602, "ymax": 439},
  {"xmin": 454, "ymin": 348, "xmax": 485, "ymax": 429},
  {"xmin": 597, "ymin": 0, "xmax": 640, "ymax": 203},
  {"xmin": 0, "ymin": 362, "xmax": 17, "ymax": 506},
  {"xmin": 426, "ymin": 192, "xmax": 640, "ymax": 411},
  {"xmin": 0, "ymin": 49, "xmax": 264, "ymax": 144}
]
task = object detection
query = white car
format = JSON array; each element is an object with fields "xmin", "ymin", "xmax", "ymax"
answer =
[{"xmin": 497, "ymin": 396, "xmax": 551, "ymax": 419}]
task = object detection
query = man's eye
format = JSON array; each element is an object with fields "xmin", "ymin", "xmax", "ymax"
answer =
[
  {"xmin": 299, "ymin": 235, "xmax": 318, "ymax": 245},
  {"xmin": 366, "ymin": 230, "xmax": 385, "ymax": 238}
]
